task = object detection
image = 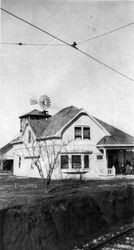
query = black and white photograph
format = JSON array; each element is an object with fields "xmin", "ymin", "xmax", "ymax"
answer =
[{"xmin": 0, "ymin": 0, "xmax": 134, "ymax": 249}]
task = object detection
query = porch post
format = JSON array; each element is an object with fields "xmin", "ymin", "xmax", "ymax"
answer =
[
  {"xmin": 103, "ymin": 148, "xmax": 108, "ymax": 174},
  {"xmin": 123, "ymin": 149, "xmax": 126, "ymax": 165}
]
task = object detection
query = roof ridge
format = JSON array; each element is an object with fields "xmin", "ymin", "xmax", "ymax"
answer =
[{"xmin": 40, "ymin": 105, "xmax": 81, "ymax": 138}]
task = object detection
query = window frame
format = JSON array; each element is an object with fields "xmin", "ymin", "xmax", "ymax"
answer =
[
  {"xmin": 18, "ymin": 157, "xmax": 21, "ymax": 168},
  {"xmin": 28, "ymin": 130, "xmax": 32, "ymax": 143},
  {"xmin": 61, "ymin": 155, "xmax": 69, "ymax": 169},
  {"xmin": 84, "ymin": 154, "xmax": 89, "ymax": 169},
  {"xmin": 60, "ymin": 154, "xmax": 90, "ymax": 171},
  {"xmin": 72, "ymin": 155, "xmax": 81, "ymax": 169},
  {"xmin": 74, "ymin": 126, "xmax": 90, "ymax": 140},
  {"xmin": 74, "ymin": 127, "xmax": 82, "ymax": 140},
  {"xmin": 96, "ymin": 154, "xmax": 103, "ymax": 160},
  {"xmin": 83, "ymin": 127, "xmax": 90, "ymax": 140}
]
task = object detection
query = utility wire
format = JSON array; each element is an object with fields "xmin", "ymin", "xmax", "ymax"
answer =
[
  {"xmin": 78, "ymin": 22, "xmax": 134, "ymax": 45},
  {"xmin": 0, "ymin": 8, "xmax": 71, "ymax": 47},
  {"xmin": 76, "ymin": 49, "xmax": 134, "ymax": 82},
  {"xmin": 0, "ymin": 42, "xmax": 66, "ymax": 46},
  {"xmin": 1, "ymin": 7, "xmax": 134, "ymax": 82}
]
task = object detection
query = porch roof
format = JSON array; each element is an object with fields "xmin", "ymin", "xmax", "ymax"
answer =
[{"xmin": 95, "ymin": 118, "xmax": 134, "ymax": 146}]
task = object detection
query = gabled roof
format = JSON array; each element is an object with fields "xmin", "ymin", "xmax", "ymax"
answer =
[
  {"xmin": 0, "ymin": 136, "xmax": 20, "ymax": 154},
  {"xmin": 41, "ymin": 106, "xmax": 82, "ymax": 138},
  {"xmin": 40, "ymin": 106, "xmax": 134, "ymax": 145},
  {"xmin": 29, "ymin": 119, "xmax": 50, "ymax": 137},
  {"xmin": 94, "ymin": 117, "xmax": 134, "ymax": 145},
  {"xmin": 1, "ymin": 106, "xmax": 134, "ymax": 151}
]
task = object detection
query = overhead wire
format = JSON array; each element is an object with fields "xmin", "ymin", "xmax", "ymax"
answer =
[
  {"xmin": 0, "ymin": 42, "xmax": 66, "ymax": 46},
  {"xmin": 76, "ymin": 49, "xmax": 134, "ymax": 82},
  {"xmin": 0, "ymin": 8, "xmax": 71, "ymax": 46},
  {"xmin": 78, "ymin": 22, "xmax": 134, "ymax": 45},
  {"xmin": 1, "ymin": 7, "xmax": 134, "ymax": 82}
]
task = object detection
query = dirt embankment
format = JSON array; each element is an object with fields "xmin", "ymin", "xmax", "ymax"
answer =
[{"xmin": 0, "ymin": 185, "xmax": 134, "ymax": 250}]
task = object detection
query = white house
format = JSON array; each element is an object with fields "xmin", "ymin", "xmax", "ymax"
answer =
[{"xmin": 1, "ymin": 106, "xmax": 134, "ymax": 178}]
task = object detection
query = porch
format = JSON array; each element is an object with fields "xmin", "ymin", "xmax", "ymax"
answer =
[{"xmin": 105, "ymin": 147, "xmax": 134, "ymax": 175}]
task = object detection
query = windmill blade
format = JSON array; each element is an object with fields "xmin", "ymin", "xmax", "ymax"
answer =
[
  {"xmin": 30, "ymin": 98, "xmax": 38, "ymax": 105},
  {"xmin": 39, "ymin": 95, "xmax": 51, "ymax": 111}
]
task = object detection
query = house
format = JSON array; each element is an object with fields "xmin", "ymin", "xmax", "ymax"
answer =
[{"xmin": 1, "ymin": 106, "xmax": 134, "ymax": 178}]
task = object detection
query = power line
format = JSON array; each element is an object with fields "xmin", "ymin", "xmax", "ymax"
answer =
[
  {"xmin": 78, "ymin": 22, "xmax": 134, "ymax": 45},
  {"xmin": 1, "ymin": 7, "xmax": 134, "ymax": 82},
  {"xmin": 0, "ymin": 42, "xmax": 66, "ymax": 46},
  {"xmin": 77, "ymin": 49, "xmax": 134, "ymax": 82},
  {"xmin": 0, "ymin": 8, "xmax": 71, "ymax": 47}
]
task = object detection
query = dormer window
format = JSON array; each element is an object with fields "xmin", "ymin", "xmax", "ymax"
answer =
[
  {"xmin": 28, "ymin": 130, "xmax": 32, "ymax": 143},
  {"xmin": 74, "ymin": 126, "xmax": 90, "ymax": 140}
]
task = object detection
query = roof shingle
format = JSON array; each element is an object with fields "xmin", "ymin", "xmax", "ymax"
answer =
[
  {"xmin": 29, "ymin": 119, "xmax": 50, "ymax": 137},
  {"xmin": 41, "ymin": 106, "xmax": 81, "ymax": 138},
  {"xmin": 94, "ymin": 117, "xmax": 134, "ymax": 145}
]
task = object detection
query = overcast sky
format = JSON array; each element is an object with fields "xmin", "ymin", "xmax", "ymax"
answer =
[{"xmin": 0, "ymin": 0, "xmax": 134, "ymax": 147}]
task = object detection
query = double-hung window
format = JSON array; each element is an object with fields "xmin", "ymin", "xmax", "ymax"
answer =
[
  {"xmin": 61, "ymin": 155, "xmax": 69, "ymax": 169},
  {"xmin": 83, "ymin": 127, "xmax": 90, "ymax": 139},
  {"xmin": 74, "ymin": 126, "xmax": 90, "ymax": 140},
  {"xmin": 72, "ymin": 155, "xmax": 81, "ymax": 169},
  {"xmin": 84, "ymin": 155, "xmax": 89, "ymax": 168},
  {"xmin": 60, "ymin": 154, "xmax": 90, "ymax": 170},
  {"xmin": 75, "ymin": 127, "xmax": 82, "ymax": 139}
]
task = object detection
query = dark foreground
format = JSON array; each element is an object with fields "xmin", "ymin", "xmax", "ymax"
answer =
[{"xmin": 0, "ymin": 173, "xmax": 134, "ymax": 250}]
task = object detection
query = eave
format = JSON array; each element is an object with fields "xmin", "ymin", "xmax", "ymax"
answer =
[
  {"xmin": 97, "ymin": 144, "xmax": 134, "ymax": 149},
  {"xmin": 39, "ymin": 108, "xmax": 111, "ymax": 140}
]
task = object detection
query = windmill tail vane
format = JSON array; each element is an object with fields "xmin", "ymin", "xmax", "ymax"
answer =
[
  {"xmin": 30, "ymin": 95, "xmax": 51, "ymax": 111},
  {"xmin": 30, "ymin": 99, "xmax": 38, "ymax": 105}
]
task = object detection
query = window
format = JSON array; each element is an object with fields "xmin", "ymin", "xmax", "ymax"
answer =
[
  {"xmin": 97, "ymin": 155, "xmax": 103, "ymax": 160},
  {"xmin": 84, "ymin": 155, "xmax": 89, "ymax": 168},
  {"xmin": 61, "ymin": 155, "xmax": 69, "ymax": 169},
  {"xmin": 72, "ymin": 155, "xmax": 81, "ymax": 169},
  {"xmin": 18, "ymin": 157, "xmax": 21, "ymax": 168},
  {"xmin": 74, "ymin": 126, "xmax": 90, "ymax": 140},
  {"xmin": 83, "ymin": 127, "xmax": 90, "ymax": 139},
  {"xmin": 75, "ymin": 127, "xmax": 82, "ymax": 139},
  {"xmin": 28, "ymin": 130, "xmax": 32, "ymax": 143}
]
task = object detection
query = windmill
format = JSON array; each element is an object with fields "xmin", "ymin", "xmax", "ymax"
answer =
[{"xmin": 30, "ymin": 95, "xmax": 51, "ymax": 112}]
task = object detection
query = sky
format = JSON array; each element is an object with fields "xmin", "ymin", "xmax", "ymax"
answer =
[{"xmin": 0, "ymin": 0, "xmax": 134, "ymax": 147}]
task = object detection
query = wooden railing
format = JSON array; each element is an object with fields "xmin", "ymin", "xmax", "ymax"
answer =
[
  {"xmin": 99, "ymin": 167, "xmax": 116, "ymax": 176},
  {"xmin": 107, "ymin": 167, "xmax": 115, "ymax": 176}
]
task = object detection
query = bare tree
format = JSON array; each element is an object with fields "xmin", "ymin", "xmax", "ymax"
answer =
[{"xmin": 22, "ymin": 139, "xmax": 70, "ymax": 191}]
